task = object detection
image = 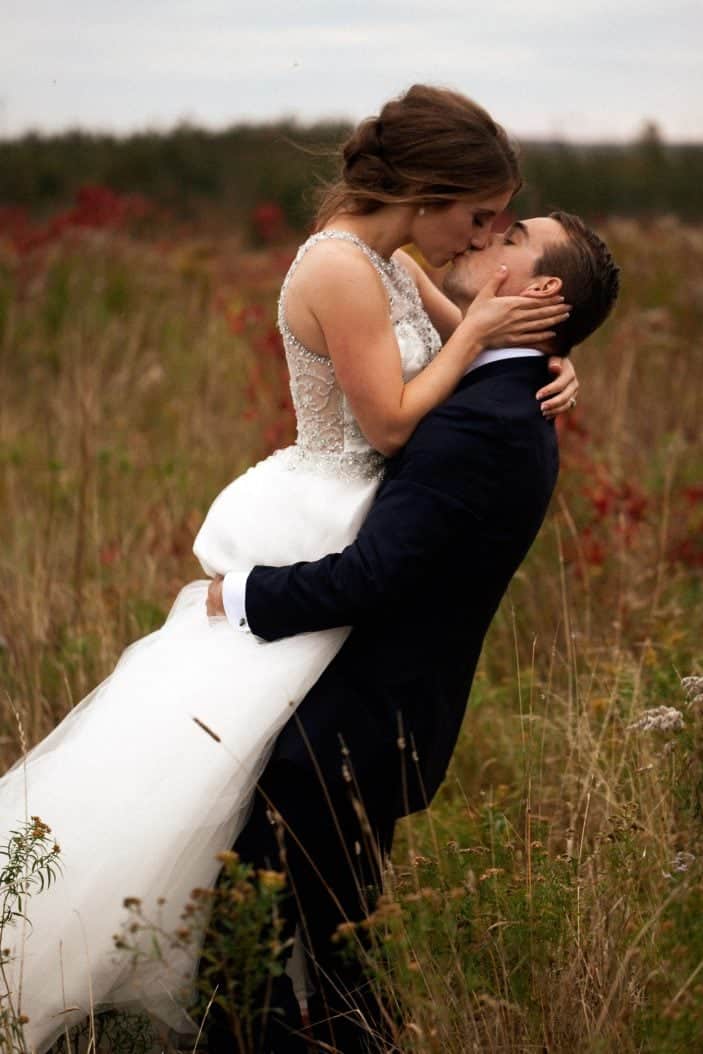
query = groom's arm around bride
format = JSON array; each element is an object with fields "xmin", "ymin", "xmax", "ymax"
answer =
[{"xmin": 222, "ymin": 211, "xmax": 620, "ymax": 817}]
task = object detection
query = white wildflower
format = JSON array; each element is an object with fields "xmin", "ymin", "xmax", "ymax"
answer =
[
  {"xmin": 682, "ymin": 676, "xmax": 703, "ymax": 710},
  {"xmin": 672, "ymin": 851, "xmax": 695, "ymax": 873},
  {"xmin": 628, "ymin": 706, "xmax": 684, "ymax": 734}
]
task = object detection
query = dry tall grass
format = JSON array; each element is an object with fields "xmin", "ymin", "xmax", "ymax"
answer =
[{"xmin": 0, "ymin": 215, "xmax": 702, "ymax": 1051}]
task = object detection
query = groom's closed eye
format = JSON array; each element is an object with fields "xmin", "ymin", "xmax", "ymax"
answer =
[{"xmin": 502, "ymin": 221, "xmax": 528, "ymax": 245}]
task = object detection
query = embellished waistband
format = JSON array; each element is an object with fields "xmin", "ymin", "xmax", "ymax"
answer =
[{"xmin": 271, "ymin": 445, "xmax": 385, "ymax": 481}]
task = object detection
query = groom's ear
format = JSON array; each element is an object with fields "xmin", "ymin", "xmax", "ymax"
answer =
[{"xmin": 519, "ymin": 275, "xmax": 563, "ymax": 298}]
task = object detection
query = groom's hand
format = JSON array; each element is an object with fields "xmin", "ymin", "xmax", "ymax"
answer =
[{"xmin": 206, "ymin": 575, "xmax": 226, "ymax": 617}]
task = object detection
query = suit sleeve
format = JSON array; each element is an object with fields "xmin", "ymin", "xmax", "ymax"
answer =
[{"xmin": 245, "ymin": 445, "xmax": 494, "ymax": 641}]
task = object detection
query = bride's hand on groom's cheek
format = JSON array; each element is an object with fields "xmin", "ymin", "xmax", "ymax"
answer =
[
  {"xmin": 537, "ymin": 357, "xmax": 580, "ymax": 419},
  {"xmin": 206, "ymin": 576, "xmax": 226, "ymax": 618}
]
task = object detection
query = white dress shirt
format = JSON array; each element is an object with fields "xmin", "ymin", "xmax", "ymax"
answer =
[{"xmin": 221, "ymin": 347, "xmax": 544, "ymax": 633}]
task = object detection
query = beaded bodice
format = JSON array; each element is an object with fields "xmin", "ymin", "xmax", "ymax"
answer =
[{"xmin": 277, "ymin": 230, "xmax": 442, "ymax": 479}]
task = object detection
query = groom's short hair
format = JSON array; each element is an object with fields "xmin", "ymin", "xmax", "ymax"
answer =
[{"xmin": 534, "ymin": 212, "xmax": 620, "ymax": 354}]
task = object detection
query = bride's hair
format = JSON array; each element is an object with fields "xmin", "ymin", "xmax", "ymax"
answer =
[{"xmin": 315, "ymin": 84, "xmax": 520, "ymax": 229}]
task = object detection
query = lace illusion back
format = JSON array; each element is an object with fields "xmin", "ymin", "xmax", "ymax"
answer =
[
  {"xmin": 192, "ymin": 229, "xmax": 441, "ymax": 577},
  {"xmin": 277, "ymin": 230, "xmax": 442, "ymax": 479}
]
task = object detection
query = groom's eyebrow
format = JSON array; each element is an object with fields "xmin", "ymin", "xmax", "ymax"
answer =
[{"xmin": 505, "ymin": 221, "xmax": 529, "ymax": 240}]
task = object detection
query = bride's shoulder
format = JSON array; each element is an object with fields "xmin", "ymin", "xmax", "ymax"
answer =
[{"xmin": 287, "ymin": 238, "xmax": 390, "ymax": 303}]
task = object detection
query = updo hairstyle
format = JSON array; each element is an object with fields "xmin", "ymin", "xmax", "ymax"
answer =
[{"xmin": 315, "ymin": 84, "xmax": 520, "ymax": 228}]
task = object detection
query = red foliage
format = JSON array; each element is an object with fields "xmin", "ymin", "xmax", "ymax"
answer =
[
  {"xmin": 558, "ymin": 406, "xmax": 700, "ymax": 574},
  {"xmin": 0, "ymin": 184, "xmax": 153, "ymax": 255},
  {"xmin": 221, "ymin": 302, "xmax": 266, "ymax": 334},
  {"xmin": 682, "ymin": 484, "xmax": 703, "ymax": 506},
  {"xmin": 213, "ymin": 278, "xmax": 295, "ymax": 458},
  {"xmin": 252, "ymin": 202, "xmax": 287, "ymax": 244},
  {"xmin": 254, "ymin": 326, "xmax": 285, "ymax": 359},
  {"xmin": 99, "ymin": 541, "xmax": 122, "ymax": 567},
  {"xmin": 579, "ymin": 526, "xmax": 607, "ymax": 567},
  {"xmin": 669, "ymin": 537, "xmax": 703, "ymax": 568}
]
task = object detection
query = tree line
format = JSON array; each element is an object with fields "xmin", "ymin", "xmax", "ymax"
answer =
[{"xmin": 1, "ymin": 120, "xmax": 700, "ymax": 236}]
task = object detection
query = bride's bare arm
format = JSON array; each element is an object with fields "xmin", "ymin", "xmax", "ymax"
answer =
[
  {"xmin": 392, "ymin": 249, "xmax": 462, "ymax": 341},
  {"xmin": 302, "ymin": 243, "xmax": 569, "ymax": 456},
  {"xmin": 394, "ymin": 247, "xmax": 581, "ymax": 420}
]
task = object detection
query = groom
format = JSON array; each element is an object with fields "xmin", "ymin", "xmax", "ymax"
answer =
[{"xmin": 204, "ymin": 211, "xmax": 619, "ymax": 1052}]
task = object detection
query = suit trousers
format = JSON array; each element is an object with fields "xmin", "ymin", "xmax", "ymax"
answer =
[{"xmin": 202, "ymin": 759, "xmax": 396, "ymax": 1053}]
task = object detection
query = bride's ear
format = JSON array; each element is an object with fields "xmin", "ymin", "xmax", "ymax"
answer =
[{"xmin": 520, "ymin": 275, "xmax": 563, "ymax": 298}]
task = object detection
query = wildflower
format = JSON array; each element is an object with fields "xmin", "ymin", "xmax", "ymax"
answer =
[
  {"xmin": 682, "ymin": 676, "xmax": 703, "ymax": 709},
  {"xmin": 479, "ymin": 868, "xmax": 505, "ymax": 882},
  {"xmin": 122, "ymin": 896, "xmax": 142, "ymax": 909},
  {"xmin": 190, "ymin": 887, "xmax": 210, "ymax": 900},
  {"xmin": 402, "ymin": 892, "xmax": 423, "ymax": 903},
  {"xmin": 672, "ymin": 851, "xmax": 695, "ymax": 873},
  {"xmin": 419, "ymin": 886, "xmax": 439, "ymax": 901},
  {"xmin": 30, "ymin": 816, "xmax": 51, "ymax": 838},
  {"xmin": 258, "ymin": 869, "xmax": 286, "ymax": 892},
  {"xmin": 332, "ymin": 921, "xmax": 357, "ymax": 942},
  {"xmin": 375, "ymin": 894, "xmax": 395, "ymax": 908},
  {"xmin": 628, "ymin": 706, "xmax": 684, "ymax": 734},
  {"xmin": 409, "ymin": 853, "xmax": 432, "ymax": 867},
  {"xmin": 215, "ymin": 850, "xmax": 239, "ymax": 865}
]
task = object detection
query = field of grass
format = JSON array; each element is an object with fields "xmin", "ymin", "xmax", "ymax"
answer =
[{"xmin": 0, "ymin": 197, "xmax": 702, "ymax": 1052}]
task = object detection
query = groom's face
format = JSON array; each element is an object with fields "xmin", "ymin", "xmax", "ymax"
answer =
[{"xmin": 444, "ymin": 216, "xmax": 570, "ymax": 306}]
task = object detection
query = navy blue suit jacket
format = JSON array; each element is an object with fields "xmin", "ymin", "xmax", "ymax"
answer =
[{"xmin": 246, "ymin": 357, "xmax": 560, "ymax": 818}]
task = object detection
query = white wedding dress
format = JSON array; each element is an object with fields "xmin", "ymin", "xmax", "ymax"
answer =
[{"xmin": 0, "ymin": 232, "xmax": 440, "ymax": 1052}]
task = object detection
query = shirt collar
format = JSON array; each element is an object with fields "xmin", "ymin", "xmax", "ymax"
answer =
[{"xmin": 465, "ymin": 347, "xmax": 544, "ymax": 377}]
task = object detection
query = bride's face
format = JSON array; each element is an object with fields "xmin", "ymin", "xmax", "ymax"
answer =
[{"xmin": 410, "ymin": 189, "xmax": 513, "ymax": 268}]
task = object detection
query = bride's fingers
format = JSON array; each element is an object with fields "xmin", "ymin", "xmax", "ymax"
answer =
[
  {"xmin": 505, "ymin": 294, "xmax": 567, "ymax": 311},
  {"xmin": 517, "ymin": 310, "xmax": 570, "ymax": 330},
  {"xmin": 541, "ymin": 380, "xmax": 579, "ymax": 417},
  {"xmin": 508, "ymin": 329, "xmax": 557, "ymax": 345},
  {"xmin": 537, "ymin": 370, "xmax": 579, "ymax": 401},
  {"xmin": 513, "ymin": 299, "xmax": 571, "ymax": 317}
]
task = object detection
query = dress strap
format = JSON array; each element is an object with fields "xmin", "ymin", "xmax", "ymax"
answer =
[{"xmin": 277, "ymin": 231, "xmax": 397, "ymax": 360}]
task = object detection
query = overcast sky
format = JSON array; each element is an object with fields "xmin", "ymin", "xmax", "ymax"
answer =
[{"xmin": 2, "ymin": 0, "xmax": 701, "ymax": 141}]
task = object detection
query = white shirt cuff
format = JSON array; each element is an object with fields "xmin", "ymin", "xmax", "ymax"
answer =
[{"xmin": 222, "ymin": 571, "xmax": 251, "ymax": 632}]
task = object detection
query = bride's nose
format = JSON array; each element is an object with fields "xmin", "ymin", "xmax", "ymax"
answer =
[{"xmin": 469, "ymin": 227, "xmax": 490, "ymax": 251}]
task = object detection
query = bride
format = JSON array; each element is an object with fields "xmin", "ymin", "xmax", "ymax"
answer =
[{"xmin": 0, "ymin": 85, "xmax": 578, "ymax": 1051}]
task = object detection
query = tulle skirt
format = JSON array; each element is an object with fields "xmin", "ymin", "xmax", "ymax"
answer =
[{"xmin": 0, "ymin": 445, "xmax": 380, "ymax": 1052}]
